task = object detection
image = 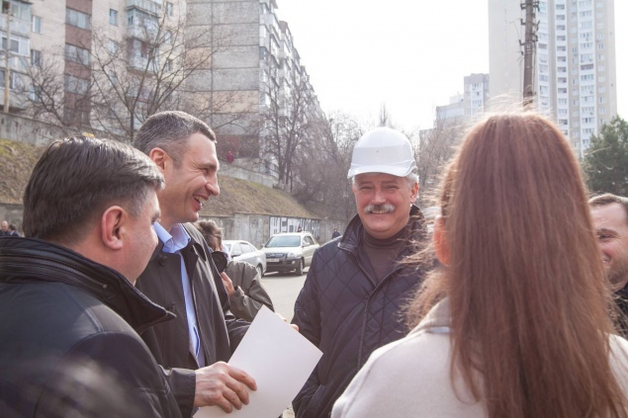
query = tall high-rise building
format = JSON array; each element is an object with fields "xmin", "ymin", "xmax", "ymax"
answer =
[{"xmin": 489, "ymin": 0, "xmax": 617, "ymax": 155}]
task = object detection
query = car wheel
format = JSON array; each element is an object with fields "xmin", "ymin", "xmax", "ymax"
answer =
[
  {"xmin": 256, "ymin": 265, "xmax": 264, "ymax": 278},
  {"xmin": 295, "ymin": 259, "xmax": 304, "ymax": 276}
]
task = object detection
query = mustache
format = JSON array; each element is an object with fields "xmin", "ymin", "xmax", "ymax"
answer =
[{"xmin": 364, "ymin": 203, "xmax": 395, "ymax": 214}]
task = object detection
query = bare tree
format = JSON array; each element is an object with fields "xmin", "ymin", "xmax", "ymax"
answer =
[
  {"xmin": 293, "ymin": 112, "xmax": 363, "ymax": 222},
  {"xmin": 87, "ymin": 8, "xmax": 224, "ymax": 142},
  {"xmin": 23, "ymin": 49, "xmax": 74, "ymax": 130},
  {"xmin": 22, "ymin": 4, "xmax": 253, "ymax": 143},
  {"xmin": 378, "ymin": 103, "xmax": 395, "ymax": 128},
  {"xmin": 411, "ymin": 116, "xmax": 466, "ymax": 205},
  {"xmin": 259, "ymin": 57, "xmax": 320, "ymax": 187}
]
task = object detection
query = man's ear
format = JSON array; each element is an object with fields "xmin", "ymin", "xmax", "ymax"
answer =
[
  {"xmin": 148, "ymin": 147, "xmax": 169, "ymax": 171},
  {"xmin": 101, "ymin": 206, "xmax": 126, "ymax": 251},
  {"xmin": 433, "ymin": 215, "xmax": 450, "ymax": 266},
  {"xmin": 411, "ymin": 182, "xmax": 419, "ymax": 201}
]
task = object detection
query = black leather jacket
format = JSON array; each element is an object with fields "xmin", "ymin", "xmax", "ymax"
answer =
[
  {"xmin": 292, "ymin": 205, "xmax": 426, "ymax": 418},
  {"xmin": 0, "ymin": 237, "xmax": 181, "ymax": 418}
]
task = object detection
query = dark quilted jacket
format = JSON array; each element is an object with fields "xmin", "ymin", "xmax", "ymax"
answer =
[{"xmin": 292, "ymin": 205, "xmax": 426, "ymax": 418}]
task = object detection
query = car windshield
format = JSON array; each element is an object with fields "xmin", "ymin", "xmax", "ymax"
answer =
[{"xmin": 266, "ymin": 235, "xmax": 300, "ymax": 247}]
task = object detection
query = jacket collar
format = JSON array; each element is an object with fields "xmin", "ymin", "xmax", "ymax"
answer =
[
  {"xmin": 0, "ymin": 237, "xmax": 174, "ymax": 334},
  {"xmin": 149, "ymin": 222, "xmax": 208, "ymax": 263},
  {"xmin": 338, "ymin": 204, "xmax": 426, "ymax": 255}
]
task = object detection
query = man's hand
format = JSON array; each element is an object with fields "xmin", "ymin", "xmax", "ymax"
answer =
[
  {"xmin": 275, "ymin": 313, "xmax": 299, "ymax": 331},
  {"xmin": 193, "ymin": 362, "xmax": 257, "ymax": 412},
  {"xmin": 220, "ymin": 272, "xmax": 236, "ymax": 297}
]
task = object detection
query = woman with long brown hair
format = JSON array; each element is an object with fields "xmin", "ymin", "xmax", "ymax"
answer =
[{"xmin": 331, "ymin": 113, "xmax": 628, "ymax": 418}]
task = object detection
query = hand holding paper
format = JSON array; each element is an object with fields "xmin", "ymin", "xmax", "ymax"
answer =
[
  {"xmin": 193, "ymin": 362, "xmax": 257, "ymax": 412},
  {"xmin": 196, "ymin": 306, "xmax": 323, "ymax": 418}
]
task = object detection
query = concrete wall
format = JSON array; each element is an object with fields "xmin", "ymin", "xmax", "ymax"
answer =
[
  {"xmin": 219, "ymin": 163, "xmax": 275, "ymax": 188},
  {"xmin": 2, "ymin": 202, "xmax": 345, "ymax": 247},
  {"xmin": 0, "ymin": 113, "xmax": 81, "ymax": 146},
  {"xmin": 201, "ymin": 213, "xmax": 345, "ymax": 249}
]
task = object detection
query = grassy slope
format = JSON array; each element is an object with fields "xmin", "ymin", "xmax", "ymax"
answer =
[
  {"xmin": 0, "ymin": 138, "xmax": 318, "ymax": 218},
  {"xmin": 0, "ymin": 139, "xmax": 44, "ymax": 204}
]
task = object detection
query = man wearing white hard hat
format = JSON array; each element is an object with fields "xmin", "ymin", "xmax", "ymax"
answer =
[{"xmin": 292, "ymin": 127, "xmax": 427, "ymax": 418}]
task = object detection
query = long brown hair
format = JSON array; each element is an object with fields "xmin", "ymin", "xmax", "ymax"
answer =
[{"xmin": 408, "ymin": 113, "xmax": 628, "ymax": 418}]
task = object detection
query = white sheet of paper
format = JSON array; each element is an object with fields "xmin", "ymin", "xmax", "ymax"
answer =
[{"xmin": 196, "ymin": 306, "xmax": 322, "ymax": 418}]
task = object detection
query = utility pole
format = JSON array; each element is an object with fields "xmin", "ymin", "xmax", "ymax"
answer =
[
  {"xmin": 521, "ymin": 0, "xmax": 538, "ymax": 109},
  {"xmin": 3, "ymin": 1, "xmax": 10, "ymax": 113}
]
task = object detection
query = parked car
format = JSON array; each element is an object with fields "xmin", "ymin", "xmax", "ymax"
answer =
[
  {"xmin": 261, "ymin": 232, "xmax": 320, "ymax": 275},
  {"xmin": 222, "ymin": 240, "xmax": 267, "ymax": 277}
]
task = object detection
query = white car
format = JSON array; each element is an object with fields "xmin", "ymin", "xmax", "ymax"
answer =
[
  {"xmin": 261, "ymin": 232, "xmax": 320, "ymax": 275},
  {"xmin": 222, "ymin": 240, "xmax": 267, "ymax": 277}
]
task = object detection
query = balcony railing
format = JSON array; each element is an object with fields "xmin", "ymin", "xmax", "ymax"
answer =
[{"xmin": 126, "ymin": 0, "xmax": 161, "ymax": 16}]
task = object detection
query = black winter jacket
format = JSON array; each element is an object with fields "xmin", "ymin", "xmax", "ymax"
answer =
[
  {"xmin": 0, "ymin": 237, "xmax": 181, "ymax": 418},
  {"xmin": 135, "ymin": 224, "xmax": 250, "ymax": 417},
  {"xmin": 292, "ymin": 205, "xmax": 426, "ymax": 418}
]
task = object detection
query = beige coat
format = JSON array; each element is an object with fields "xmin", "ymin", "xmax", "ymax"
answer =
[{"xmin": 332, "ymin": 299, "xmax": 628, "ymax": 418}]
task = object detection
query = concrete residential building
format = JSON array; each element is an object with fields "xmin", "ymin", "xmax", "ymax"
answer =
[
  {"xmin": 0, "ymin": 0, "xmax": 320, "ymax": 173},
  {"xmin": 464, "ymin": 73, "xmax": 490, "ymax": 118},
  {"xmin": 489, "ymin": 0, "xmax": 617, "ymax": 155},
  {"xmin": 436, "ymin": 94, "xmax": 465, "ymax": 121},
  {"xmin": 435, "ymin": 73, "xmax": 489, "ymax": 123}
]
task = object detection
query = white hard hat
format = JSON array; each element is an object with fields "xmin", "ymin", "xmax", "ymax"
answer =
[{"xmin": 347, "ymin": 127, "xmax": 417, "ymax": 178}]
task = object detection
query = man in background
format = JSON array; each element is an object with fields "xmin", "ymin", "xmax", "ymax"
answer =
[
  {"xmin": 7, "ymin": 224, "xmax": 19, "ymax": 236},
  {"xmin": 0, "ymin": 221, "xmax": 9, "ymax": 236},
  {"xmin": 590, "ymin": 193, "xmax": 628, "ymax": 335},
  {"xmin": 195, "ymin": 220, "xmax": 274, "ymax": 321}
]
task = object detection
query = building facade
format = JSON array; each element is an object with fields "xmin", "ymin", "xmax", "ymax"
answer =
[
  {"xmin": 489, "ymin": 0, "xmax": 617, "ymax": 155},
  {"xmin": 0, "ymin": 0, "xmax": 320, "ymax": 170},
  {"xmin": 435, "ymin": 73, "xmax": 489, "ymax": 123}
]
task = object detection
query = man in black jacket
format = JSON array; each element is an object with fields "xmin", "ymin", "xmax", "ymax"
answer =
[
  {"xmin": 0, "ymin": 137, "xmax": 181, "ymax": 417},
  {"xmin": 292, "ymin": 127, "xmax": 427, "ymax": 418},
  {"xmin": 134, "ymin": 111, "xmax": 256, "ymax": 417}
]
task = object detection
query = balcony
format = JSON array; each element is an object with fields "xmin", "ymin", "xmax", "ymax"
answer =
[
  {"xmin": 126, "ymin": 0, "xmax": 161, "ymax": 17},
  {"xmin": 0, "ymin": 16, "xmax": 29, "ymax": 37}
]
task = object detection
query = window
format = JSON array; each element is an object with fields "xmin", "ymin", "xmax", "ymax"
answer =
[
  {"xmin": 31, "ymin": 15, "xmax": 41, "ymax": 34},
  {"xmin": 0, "ymin": 69, "xmax": 15, "ymax": 89},
  {"xmin": 64, "ymin": 74, "xmax": 89, "ymax": 95},
  {"xmin": 1, "ymin": 37, "xmax": 18, "ymax": 54},
  {"xmin": 63, "ymin": 106, "xmax": 90, "ymax": 125},
  {"xmin": 107, "ymin": 39, "xmax": 119, "ymax": 55},
  {"xmin": 66, "ymin": 8, "xmax": 90, "ymax": 30},
  {"xmin": 30, "ymin": 49, "xmax": 41, "ymax": 67},
  {"xmin": 166, "ymin": 2, "xmax": 174, "ymax": 16},
  {"xmin": 109, "ymin": 9, "xmax": 118, "ymax": 26},
  {"xmin": 65, "ymin": 44, "xmax": 90, "ymax": 65},
  {"xmin": 30, "ymin": 85, "xmax": 43, "ymax": 103}
]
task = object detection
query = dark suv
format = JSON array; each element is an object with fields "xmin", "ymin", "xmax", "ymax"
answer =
[{"xmin": 261, "ymin": 232, "xmax": 320, "ymax": 275}]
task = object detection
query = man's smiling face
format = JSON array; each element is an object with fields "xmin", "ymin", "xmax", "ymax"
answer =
[{"xmin": 157, "ymin": 133, "xmax": 220, "ymax": 231}]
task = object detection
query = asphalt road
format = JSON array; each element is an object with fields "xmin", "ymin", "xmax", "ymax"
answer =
[
  {"xmin": 259, "ymin": 270, "xmax": 308, "ymax": 418},
  {"xmin": 260, "ymin": 269, "xmax": 308, "ymax": 321}
]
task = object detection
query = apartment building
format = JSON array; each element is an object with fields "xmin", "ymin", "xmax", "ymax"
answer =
[
  {"xmin": 0, "ymin": 0, "xmax": 320, "ymax": 167},
  {"xmin": 489, "ymin": 0, "xmax": 617, "ymax": 155},
  {"xmin": 435, "ymin": 73, "xmax": 489, "ymax": 123}
]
